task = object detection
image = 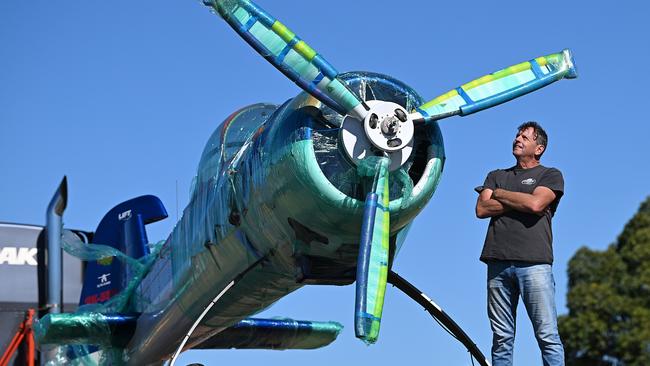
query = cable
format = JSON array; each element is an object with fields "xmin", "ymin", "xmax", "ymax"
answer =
[
  {"xmin": 168, "ymin": 280, "xmax": 235, "ymax": 366},
  {"xmin": 427, "ymin": 307, "xmax": 459, "ymax": 341},
  {"xmin": 387, "ymin": 270, "xmax": 491, "ymax": 366},
  {"xmin": 168, "ymin": 256, "xmax": 265, "ymax": 366}
]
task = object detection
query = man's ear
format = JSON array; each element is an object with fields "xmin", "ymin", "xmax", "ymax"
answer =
[{"xmin": 535, "ymin": 144, "xmax": 546, "ymax": 157}]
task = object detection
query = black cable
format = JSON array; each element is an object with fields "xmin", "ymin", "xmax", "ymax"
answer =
[
  {"xmin": 387, "ymin": 270, "xmax": 490, "ymax": 366},
  {"xmin": 420, "ymin": 302, "xmax": 459, "ymax": 341}
]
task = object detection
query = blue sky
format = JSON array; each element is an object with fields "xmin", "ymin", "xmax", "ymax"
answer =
[{"xmin": 1, "ymin": 1, "xmax": 649, "ymax": 365}]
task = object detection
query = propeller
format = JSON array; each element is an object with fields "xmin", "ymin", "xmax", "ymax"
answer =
[
  {"xmin": 409, "ymin": 49, "xmax": 578, "ymax": 123},
  {"xmin": 355, "ymin": 156, "xmax": 391, "ymax": 344},
  {"xmin": 204, "ymin": 0, "xmax": 578, "ymax": 346},
  {"xmin": 203, "ymin": 0, "xmax": 370, "ymax": 121}
]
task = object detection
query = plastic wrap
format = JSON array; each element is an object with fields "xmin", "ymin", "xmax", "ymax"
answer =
[
  {"xmin": 122, "ymin": 71, "xmax": 444, "ymax": 363},
  {"xmin": 35, "ymin": 313, "xmax": 136, "ymax": 347},
  {"xmin": 311, "ymin": 72, "xmax": 421, "ymax": 203},
  {"xmin": 60, "ymin": 230, "xmax": 142, "ymax": 271},
  {"xmin": 196, "ymin": 318, "xmax": 343, "ymax": 350},
  {"xmin": 416, "ymin": 50, "xmax": 577, "ymax": 119},
  {"xmin": 35, "ymin": 232, "xmax": 164, "ymax": 365},
  {"xmin": 354, "ymin": 156, "xmax": 390, "ymax": 344},
  {"xmin": 36, "ymin": 71, "xmax": 445, "ymax": 365},
  {"xmin": 205, "ymin": 0, "xmax": 363, "ymax": 117}
]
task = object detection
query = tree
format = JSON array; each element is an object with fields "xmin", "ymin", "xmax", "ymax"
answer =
[{"xmin": 559, "ymin": 197, "xmax": 650, "ymax": 366}]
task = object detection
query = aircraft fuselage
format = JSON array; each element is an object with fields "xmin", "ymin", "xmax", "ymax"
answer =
[{"xmin": 125, "ymin": 72, "xmax": 445, "ymax": 364}]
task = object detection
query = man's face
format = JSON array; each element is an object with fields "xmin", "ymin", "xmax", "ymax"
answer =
[{"xmin": 512, "ymin": 127, "xmax": 544, "ymax": 159}]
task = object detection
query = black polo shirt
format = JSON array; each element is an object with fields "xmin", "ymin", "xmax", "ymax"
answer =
[{"xmin": 479, "ymin": 165, "xmax": 564, "ymax": 264}]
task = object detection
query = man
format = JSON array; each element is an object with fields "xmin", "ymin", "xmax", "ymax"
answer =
[{"xmin": 475, "ymin": 121, "xmax": 565, "ymax": 366}]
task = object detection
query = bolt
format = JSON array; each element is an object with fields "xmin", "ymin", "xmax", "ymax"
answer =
[{"xmin": 381, "ymin": 116, "xmax": 399, "ymax": 136}]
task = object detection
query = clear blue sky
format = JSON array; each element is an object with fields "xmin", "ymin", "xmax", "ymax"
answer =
[{"xmin": 1, "ymin": 1, "xmax": 649, "ymax": 365}]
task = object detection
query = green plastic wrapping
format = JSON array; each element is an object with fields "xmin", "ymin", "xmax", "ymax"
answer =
[
  {"xmin": 35, "ymin": 71, "xmax": 446, "ymax": 365},
  {"xmin": 35, "ymin": 231, "xmax": 165, "ymax": 365},
  {"xmin": 35, "ymin": 313, "xmax": 119, "ymax": 346}
]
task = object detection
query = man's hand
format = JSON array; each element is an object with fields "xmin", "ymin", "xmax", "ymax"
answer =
[
  {"xmin": 491, "ymin": 187, "xmax": 556, "ymax": 215},
  {"xmin": 476, "ymin": 188, "xmax": 511, "ymax": 218}
]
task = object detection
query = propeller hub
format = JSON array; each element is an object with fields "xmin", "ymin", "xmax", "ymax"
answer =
[
  {"xmin": 380, "ymin": 116, "xmax": 400, "ymax": 136},
  {"xmin": 362, "ymin": 101, "xmax": 414, "ymax": 153},
  {"xmin": 340, "ymin": 100, "xmax": 414, "ymax": 171}
]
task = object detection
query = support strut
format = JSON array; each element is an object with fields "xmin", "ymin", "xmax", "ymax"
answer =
[
  {"xmin": 0, "ymin": 309, "xmax": 35, "ymax": 366},
  {"xmin": 387, "ymin": 270, "xmax": 491, "ymax": 366}
]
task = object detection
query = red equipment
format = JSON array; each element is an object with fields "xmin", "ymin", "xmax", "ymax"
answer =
[{"xmin": 0, "ymin": 309, "xmax": 35, "ymax": 366}]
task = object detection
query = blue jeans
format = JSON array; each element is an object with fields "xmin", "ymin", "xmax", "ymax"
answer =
[{"xmin": 487, "ymin": 261, "xmax": 564, "ymax": 366}]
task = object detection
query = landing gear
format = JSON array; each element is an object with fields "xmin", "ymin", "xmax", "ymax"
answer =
[{"xmin": 388, "ymin": 270, "xmax": 491, "ymax": 366}]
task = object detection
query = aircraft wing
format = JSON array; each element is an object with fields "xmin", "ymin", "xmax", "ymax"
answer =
[{"xmin": 194, "ymin": 318, "xmax": 343, "ymax": 350}]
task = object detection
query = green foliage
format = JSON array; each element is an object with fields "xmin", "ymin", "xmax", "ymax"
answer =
[{"xmin": 559, "ymin": 197, "xmax": 650, "ymax": 366}]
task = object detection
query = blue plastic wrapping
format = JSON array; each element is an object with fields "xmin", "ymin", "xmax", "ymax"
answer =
[
  {"xmin": 196, "ymin": 318, "xmax": 343, "ymax": 350},
  {"xmin": 35, "ymin": 71, "xmax": 446, "ymax": 365}
]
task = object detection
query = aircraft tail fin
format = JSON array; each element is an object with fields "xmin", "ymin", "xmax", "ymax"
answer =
[
  {"xmin": 195, "ymin": 318, "xmax": 343, "ymax": 350},
  {"xmin": 79, "ymin": 195, "xmax": 167, "ymax": 307}
]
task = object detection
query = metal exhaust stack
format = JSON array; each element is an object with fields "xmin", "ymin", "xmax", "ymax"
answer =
[
  {"xmin": 41, "ymin": 176, "xmax": 68, "ymax": 365},
  {"xmin": 46, "ymin": 176, "xmax": 67, "ymax": 314}
]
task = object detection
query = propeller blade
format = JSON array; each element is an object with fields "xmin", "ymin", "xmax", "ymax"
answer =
[
  {"xmin": 204, "ymin": 0, "xmax": 369, "ymax": 120},
  {"xmin": 411, "ymin": 49, "xmax": 578, "ymax": 123},
  {"xmin": 355, "ymin": 157, "xmax": 390, "ymax": 344}
]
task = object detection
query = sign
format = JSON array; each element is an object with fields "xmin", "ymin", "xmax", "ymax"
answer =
[{"xmin": 0, "ymin": 222, "xmax": 86, "ymax": 309}]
